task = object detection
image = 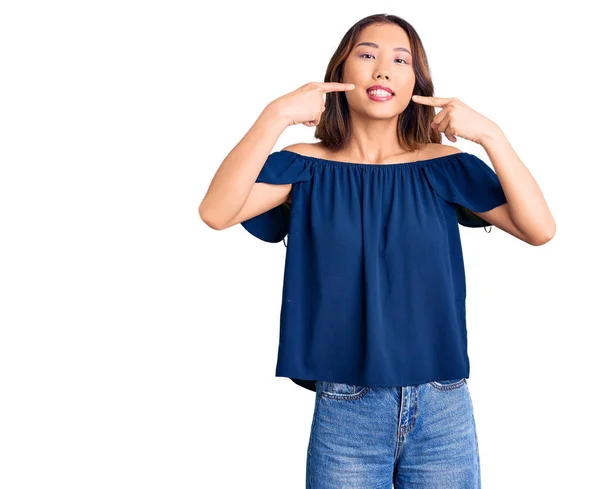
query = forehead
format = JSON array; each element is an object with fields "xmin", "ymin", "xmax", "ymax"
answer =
[{"xmin": 354, "ymin": 23, "xmax": 410, "ymax": 48}]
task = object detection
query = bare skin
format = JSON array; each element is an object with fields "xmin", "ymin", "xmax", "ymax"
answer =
[
  {"xmin": 329, "ymin": 22, "xmax": 421, "ymax": 164},
  {"xmin": 280, "ymin": 21, "xmax": 459, "ymax": 205}
]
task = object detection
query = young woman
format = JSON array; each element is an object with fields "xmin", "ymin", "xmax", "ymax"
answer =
[{"xmin": 199, "ymin": 13, "xmax": 555, "ymax": 489}]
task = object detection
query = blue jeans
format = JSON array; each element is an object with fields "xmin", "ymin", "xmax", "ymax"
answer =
[{"xmin": 307, "ymin": 379, "xmax": 481, "ymax": 488}]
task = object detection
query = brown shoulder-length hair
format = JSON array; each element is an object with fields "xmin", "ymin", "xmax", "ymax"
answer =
[{"xmin": 315, "ymin": 13, "xmax": 441, "ymax": 152}]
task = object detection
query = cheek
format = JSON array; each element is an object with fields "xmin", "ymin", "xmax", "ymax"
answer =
[
  {"xmin": 343, "ymin": 63, "xmax": 368, "ymax": 85},
  {"xmin": 395, "ymin": 81, "xmax": 415, "ymax": 99}
]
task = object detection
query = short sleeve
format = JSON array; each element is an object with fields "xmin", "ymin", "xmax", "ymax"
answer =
[
  {"xmin": 240, "ymin": 151, "xmax": 312, "ymax": 244},
  {"xmin": 423, "ymin": 152, "xmax": 507, "ymax": 228}
]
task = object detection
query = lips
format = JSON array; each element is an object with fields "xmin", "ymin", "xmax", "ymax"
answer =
[{"xmin": 366, "ymin": 85, "xmax": 394, "ymax": 95}]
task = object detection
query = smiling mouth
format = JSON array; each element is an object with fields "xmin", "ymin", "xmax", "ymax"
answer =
[
  {"xmin": 366, "ymin": 90, "xmax": 395, "ymax": 101},
  {"xmin": 366, "ymin": 87, "xmax": 395, "ymax": 96}
]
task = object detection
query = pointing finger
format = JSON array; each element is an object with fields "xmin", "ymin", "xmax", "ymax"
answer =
[
  {"xmin": 318, "ymin": 82, "xmax": 356, "ymax": 93},
  {"xmin": 412, "ymin": 95, "xmax": 452, "ymax": 107}
]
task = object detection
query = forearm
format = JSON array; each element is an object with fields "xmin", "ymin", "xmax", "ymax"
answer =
[
  {"xmin": 480, "ymin": 127, "xmax": 556, "ymax": 243},
  {"xmin": 199, "ymin": 101, "xmax": 290, "ymax": 229}
]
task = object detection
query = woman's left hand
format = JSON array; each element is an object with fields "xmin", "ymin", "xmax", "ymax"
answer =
[{"xmin": 412, "ymin": 95, "xmax": 500, "ymax": 145}]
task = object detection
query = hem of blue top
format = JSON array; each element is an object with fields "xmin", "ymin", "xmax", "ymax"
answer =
[{"xmin": 281, "ymin": 372, "xmax": 470, "ymax": 393}]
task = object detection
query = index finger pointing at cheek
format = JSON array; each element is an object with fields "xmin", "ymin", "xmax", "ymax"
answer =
[
  {"xmin": 319, "ymin": 82, "xmax": 355, "ymax": 92},
  {"xmin": 412, "ymin": 95, "xmax": 452, "ymax": 106}
]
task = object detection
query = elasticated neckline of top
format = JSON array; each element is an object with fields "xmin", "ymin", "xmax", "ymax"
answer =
[{"xmin": 279, "ymin": 149, "xmax": 470, "ymax": 169}]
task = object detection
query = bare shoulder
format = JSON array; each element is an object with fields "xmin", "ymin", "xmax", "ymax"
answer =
[
  {"xmin": 280, "ymin": 142, "xmax": 329, "ymax": 158},
  {"xmin": 279, "ymin": 142, "xmax": 463, "ymax": 161},
  {"xmin": 423, "ymin": 143, "xmax": 463, "ymax": 159}
]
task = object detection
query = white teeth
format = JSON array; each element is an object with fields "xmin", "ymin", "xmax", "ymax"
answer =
[{"xmin": 368, "ymin": 89, "xmax": 392, "ymax": 97}]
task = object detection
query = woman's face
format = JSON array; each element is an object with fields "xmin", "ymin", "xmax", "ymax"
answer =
[{"xmin": 342, "ymin": 23, "xmax": 416, "ymax": 119}]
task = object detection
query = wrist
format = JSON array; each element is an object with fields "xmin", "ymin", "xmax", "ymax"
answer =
[
  {"xmin": 479, "ymin": 123, "xmax": 505, "ymax": 147},
  {"xmin": 263, "ymin": 100, "xmax": 292, "ymax": 129}
]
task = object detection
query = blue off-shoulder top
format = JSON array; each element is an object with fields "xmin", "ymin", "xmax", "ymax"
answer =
[{"xmin": 240, "ymin": 149, "xmax": 507, "ymax": 392}]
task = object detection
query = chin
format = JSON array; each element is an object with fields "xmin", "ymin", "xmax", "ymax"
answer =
[{"xmin": 364, "ymin": 107, "xmax": 401, "ymax": 118}]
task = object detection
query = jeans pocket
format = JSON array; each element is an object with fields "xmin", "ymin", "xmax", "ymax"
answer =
[
  {"xmin": 428, "ymin": 378, "xmax": 467, "ymax": 391},
  {"xmin": 318, "ymin": 381, "xmax": 370, "ymax": 400}
]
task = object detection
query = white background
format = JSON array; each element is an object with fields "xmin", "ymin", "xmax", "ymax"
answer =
[{"xmin": 1, "ymin": 1, "xmax": 598, "ymax": 488}]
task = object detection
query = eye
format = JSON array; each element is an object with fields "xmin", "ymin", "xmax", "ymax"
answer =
[{"xmin": 359, "ymin": 53, "xmax": 408, "ymax": 64}]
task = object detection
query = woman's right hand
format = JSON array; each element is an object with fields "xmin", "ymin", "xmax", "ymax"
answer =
[{"xmin": 272, "ymin": 82, "xmax": 355, "ymax": 127}]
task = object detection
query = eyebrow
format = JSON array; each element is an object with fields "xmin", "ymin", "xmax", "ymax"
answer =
[{"xmin": 355, "ymin": 41, "xmax": 412, "ymax": 55}]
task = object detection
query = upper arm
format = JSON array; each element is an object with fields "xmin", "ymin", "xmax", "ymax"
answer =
[
  {"xmin": 221, "ymin": 143, "xmax": 312, "ymax": 230},
  {"xmin": 471, "ymin": 203, "xmax": 532, "ymax": 244},
  {"xmin": 222, "ymin": 181, "xmax": 292, "ymax": 230}
]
